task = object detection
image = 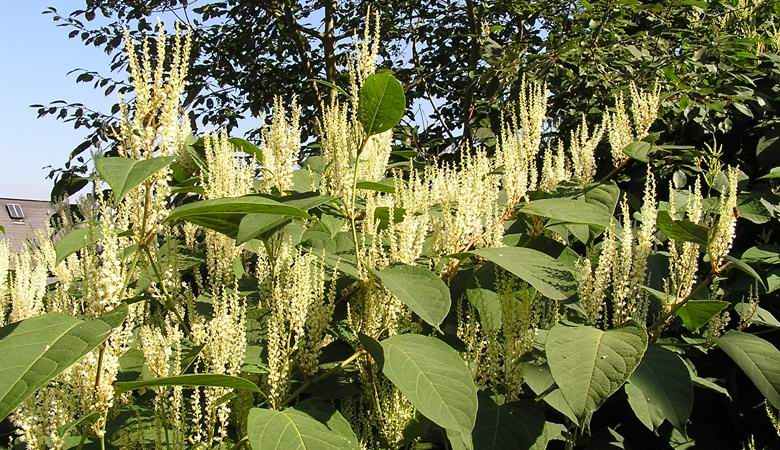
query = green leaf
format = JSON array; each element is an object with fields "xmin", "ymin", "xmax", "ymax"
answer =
[
  {"xmin": 723, "ymin": 255, "xmax": 766, "ymax": 289},
  {"xmin": 229, "ymin": 137, "xmax": 263, "ymax": 162},
  {"xmin": 54, "ymin": 226, "xmax": 100, "ymax": 265},
  {"xmin": 626, "ymin": 345, "xmax": 693, "ymax": 432},
  {"xmin": 247, "ymin": 407, "xmax": 360, "ymax": 450},
  {"xmin": 675, "ymin": 300, "xmax": 729, "ymax": 332},
  {"xmin": 0, "ymin": 305, "xmax": 128, "ymax": 421},
  {"xmin": 521, "ymin": 198, "xmax": 611, "ymax": 229},
  {"xmin": 374, "ymin": 334, "xmax": 478, "ymax": 448},
  {"xmin": 656, "ymin": 211, "xmax": 708, "ymax": 245},
  {"xmin": 373, "ymin": 264, "xmax": 451, "ymax": 331},
  {"xmin": 546, "ymin": 323, "xmax": 648, "ymax": 421},
  {"xmin": 356, "ymin": 179, "xmax": 396, "ymax": 193},
  {"xmin": 357, "ymin": 73, "xmax": 406, "ymax": 135},
  {"xmin": 716, "ymin": 331, "xmax": 780, "ymax": 409},
  {"xmin": 471, "ymin": 394, "xmax": 545, "ymax": 450},
  {"xmin": 522, "ymin": 363, "xmax": 578, "ymax": 425},
  {"xmin": 166, "ymin": 196, "xmax": 309, "ymax": 239},
  {"xmin": 95, "ymin": 156, "xmax": 175, "ymax": 203},
  {"xmin": 114, "ymin": 373, "xmax": 262, "ymax": 395},
  {"xmin": 290, "ymin": 398, "xmax": 360, "ymax": 448},
  {"xmin": 465, "ymin": 287, "xmax": 501, "ymax": 331},
  {"xmin": 623, "ymin": 141, "xmax": 652, "ymax": 162},
  {"xmin": 236, "ymin": 193, "xmax": 333, "ymax": 244},
  {"xmin": 758, "ymin": 167, "xmax": 780, "ymax": 180},
  {"xmin": 468, "ymin": 247, "xmax": 576, "ymax": 300}
]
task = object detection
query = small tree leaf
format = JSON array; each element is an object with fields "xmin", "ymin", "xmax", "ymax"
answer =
[
  {"xmin": 95, "ymin": 156, "xmax": 175, "ymax": 203},
  {"xmin": 716, "ymin": 331, "xmax": 780, "ymax": 409},
  {"xmin": 357, "ymin": 73, "xmax": 406, "ymax": 135},
  {"xmin": 376, "ymin": 334, "xmax": 478, "ymax": 448},
  {"xmin": 468, "ymin": 248, "xmax": 576, "ymax": 300},
  {"xmin": 114, "ymin": 373, "xmax": 262, "ymax": 395},
  {"xmin": 373, "ymin": 264, "xmax": 451, "ymax": 331},
  {"xmin": 675, "ymin": 300, "xmax": 729, "ymax": 332},
  {"xmin": 247, "ymin": 407, "xmax": 360, "ymax": 450},
  {"xmin": 0, "ymin": 305, "xmax": 128, "ymax": 421},
  {"xmin": 626, "ymin": 345, "xmax": 693, "ymax": 433},
  {"xmin": 546, "ymin": 323, "xmax": 648, "ymax": 421}
]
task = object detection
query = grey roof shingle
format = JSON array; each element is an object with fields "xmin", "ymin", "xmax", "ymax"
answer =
[{"xmin": 0, "ymin": 198, "xmax": 52, "ymax": 252}]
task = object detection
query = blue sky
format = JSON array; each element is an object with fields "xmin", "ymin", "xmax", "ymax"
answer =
[{"xmin": 0, "ymin": 1, "xmax": 114, "ymax": 200}]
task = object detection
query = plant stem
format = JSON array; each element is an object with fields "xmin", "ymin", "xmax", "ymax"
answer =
[
  {"xmin": 281, "ymin": 350, "xmax": 365, "ymax": 406},
  {"xmin": 348, "ymin": 136, "xmax": 370, "ymax": 275}
]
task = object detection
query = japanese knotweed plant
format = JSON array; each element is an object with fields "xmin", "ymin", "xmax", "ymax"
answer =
[{"xmin": 0, "ymin": 14, "xmax": 779, "ymax": 450}]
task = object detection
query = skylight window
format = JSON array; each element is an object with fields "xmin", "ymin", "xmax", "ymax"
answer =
[{"xmin": 6, "ymin": 203, "xmax": 24, "ymax": 222}]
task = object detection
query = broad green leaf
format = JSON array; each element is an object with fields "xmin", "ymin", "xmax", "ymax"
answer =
[
  {"xmin": 114, "ymin": 373, "xmax": 262, "ymax": 395},
  {"xmin": 95, "ymin": 156, "xmax": 175, "ymax": 203},
  {"xmin": 716, "ymin": 331, "xmax": 780, "ymax": 409},
  {"xmin": 314, "ymin": 251, "xmax": 361, "ymax": 279},
  {"xmin": 373, "ymin": 264, "xmax": 451, "ymax": 331},
  {"xmin": 290, "ymin": 398, "xmax": 360, "ymax": 448},
  {"xmin": 236, "ymin": 193, "xmax": 333, "ymax": 244},
  {"xmin": 54, "ymin": 226, "xmax": 100, "ymax": 265},
  {"xmin": 522, "ymin": 363, "xmax": 578, "ymax": 425},
  {"xmin": 521, "ymin": 198, "xmax": 611, "ymax": 229},
  {"xmin": 656, "ymin": 211, "xmax": 709, "ymax": 245},
  {"xmin": 723, "ymin": 255, "xmax": 766, "ymax": 289},
  {"xmin": 758, "ymin": 167, "xmax": 780, "ymax": 180},
  {"xmin": 247, "ymin": 407, "xmax": 360, "ymax": 450},
  {"xmin": 546, "ymin": 323, "xmax": 648, "ymax": 421},
  {"xmin": 0, "ymin": 305, "xmax": 128, "ymax": 420},
  {"xmin": 468, "ymin": 247, "xmax": 576, "ymax": 300},
  {"xmin": 375, "ymin": 334, "xmax": 478, "ymax": 448},
  {"xmin": 471, "ymin": 394, "xmax": 545, "ymax": 450},
  {"xmin": 580, "ymin": 182, "xmax": 620, "ymax": 214},
  {"xmin": 465, "ymin": 287, "xmax": 501, "ymax": 331},
  {"xmin": 166, "ymin": 196, "xmax": 309, "ymax": 239},
  {"xmin": 741, "ymin": 245, "xmax": 780, "ymax": 265},
  {"xmin": 626, "ymin": 345, "xmax": 693, "ymax": 432},
  {"xmin": 356, "ymin": 179, "xmax": 395, "ymax": 193},
  {"xmin": 229, "ymin": 137, "xmax": 263, "ymax": 162},
  {"xmin": 623, "ymin": 141, "xmax": 652, "ymax": 162},
  {"xmin": 357, "ymin": 72, "xmax": 406, "ymax": 135},
  {"xmin": 675, "ymin": 300, "xmax": 729, "ymax": 332}
]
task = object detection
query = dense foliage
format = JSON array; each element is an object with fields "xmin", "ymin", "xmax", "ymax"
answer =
[{"xmin": 2, "ymin": 5, "xmax": 780, "ymax": 450}]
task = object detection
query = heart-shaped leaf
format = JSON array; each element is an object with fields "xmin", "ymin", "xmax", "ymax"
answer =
[{"xmin": 546, "ymin": 323, "xmax": 648, "ymax": 421}]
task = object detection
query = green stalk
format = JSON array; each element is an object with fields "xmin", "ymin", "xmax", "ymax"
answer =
[{"xmin": 348, "ymin": 136, "xmax": 370, "ymax": 274}]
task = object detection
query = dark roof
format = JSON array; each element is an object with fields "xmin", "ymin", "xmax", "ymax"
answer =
[{"xmin": 0, "ymin": 198, "xmax": 52, "ymax": 252}]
